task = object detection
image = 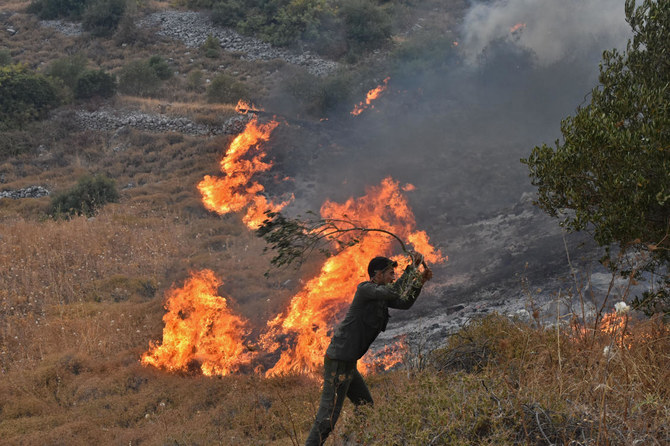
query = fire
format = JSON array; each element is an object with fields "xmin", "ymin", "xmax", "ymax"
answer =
[
  {"xmin": 141, "ymin": 269, "xmax": 255, "ymax": 376},
  {"xmin": 235, "ymin": 99, "xmax": 263, "ymax": 114},
  {"xmin": 510, "ymin": 22, "xmax": 526, "ymax": 33},
  {"xmin": 351, "ymin": 77, "xmax": 391, "ymax": 116},
  {"xmin": 197, "ymin": 117, "xmax": 291, "ymax": 229},
  {"xmin": 261, "ymin": 177, "xmax": 445, "ymax": 377}
]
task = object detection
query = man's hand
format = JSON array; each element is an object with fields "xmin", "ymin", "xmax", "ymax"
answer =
[{"xmin": 409, "ymin": 251, "xmax": 424, "ymax": 267}]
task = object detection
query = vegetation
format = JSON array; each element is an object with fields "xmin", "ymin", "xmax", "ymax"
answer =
[
  {"xmin": 523, "ymin": 0, "xmax": 670, "ymax": 317},
  {"xmin": 45, "ymin": 54, "xmax": 116, "ymax": 100},
  {"xmin": 147, "ymin": 55, "xmax": 172, "ymax": 81},
  {"xmin": 74, "ymin": 69, "xmax": 117, "ymax": 99},
  {"xmin": 206, "ymin": 72, "xmax": 249, "ymax": 103},
  {"xmin": 117, "ymin": 59, "xmax": 162, "ymax": 96},
  {"xmin": 49, "ymin": 174, "xmax": 120, "ymax": 217},
  {"xmin": 0, "ymin": 49, "xmax": 12, "ymax": 66},
  {"xmin": 207, "ymin": 0, "xmax": 401, "ymax": 58},
  {"xmin": 2, "ymin": 0, "xmax": 668, "ymax": 443},
  {"xmin": 0, "ymin": 64, "xmax": 61, "ymax": 130},
  {"xmin": 282, "ymin": 67, "xmax": 354, "ymax": 116},
  {"xmin": 201, "ymin": 34, "xmax": 221, "ymax": 58},
  {"xmin": 27, "ymin": 0, "xmax": 89, "ymax": 20},
  {"xmin": 81, "ymin": 0, "xmax": 127, "ymax": 37}
]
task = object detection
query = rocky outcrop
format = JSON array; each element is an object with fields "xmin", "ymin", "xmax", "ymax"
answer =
[
  {"xmin": 40, "ymin": 19, "xmax": 82, "ymax": 37},
  {"xmin": 40, "ymin": 10, "xmax": 338, "ymax": 76},
  {"xmin": 0, "ymin": 186, "xmax": 50, "ymax": 199},
  {"xmin": 138, "ymin": 11, "xmax": 339, "ymax": 76},
  {"xmin": 71, "ymin": 108, "xmax": 252, "ymax": 135}
]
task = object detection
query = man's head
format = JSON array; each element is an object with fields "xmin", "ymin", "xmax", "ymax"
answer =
[{"xmin": 368, "ymin": 256, "xmax": 398, "ymax": 285}]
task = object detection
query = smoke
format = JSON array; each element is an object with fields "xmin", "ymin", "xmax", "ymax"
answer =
[
  {"xmin": 460, "ymin": 0, "xmax": 631, "ymax": 66},
  {"xmin": 302, "ymin": 0, "xmax": 634, "ymax": 220},
  {"xmin": 266, "ymin": 0, "xmax": 637, "ymax": 309}
]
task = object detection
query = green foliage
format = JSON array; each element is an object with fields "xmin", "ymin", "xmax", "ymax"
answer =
[
  {"xmin": 46, "ymin": 55, "xmax": 116, "ymax": 100},
  {"xmin": 26, "ymin": 0, "xmax": 89, "ymax": 20},
  {"xmin": 206, "ymin": 73, "xmax": 249, "ymax": 103},
  {"xmin": 118, "ymin": 60, "xmax": 161, "ymax": 96},
  {"xmin": 49, "ymin": 174, "xmax": 120, "ymax": 217},
  {"xmin": 74, "ymin": 69, "xmax": 117, "ymax": 99},
  {"xmin": 283, "ymin": 68, "xmax": 353, "ymax": 116},
  {"xmin": 256, "ymin": 211, "xmax": 411, "ymax": 271},
  {"xmin": 522, "ymin": 0, "xmax": 670, "ymax": 314},
  {"xmin": 0, "ymin": 64, "xmax": 61, "ymax": 130},
  {"xmin": 340, "ymin": 0, "xmax": 392, "ymax": 53},
  {"xmin": 148, "ymin": 55, "xmax": 172, "ymax": 80},
  {"xmin": 389, "ymin": 33, "xmax": 458, "ymax": 79},
  {"xmin": 186, "ymin": 69, "xmax": 204, "ymax": 92},
  {"xmin": 0, "ymin": 49, "xmax": 12, "ymax": 66},
  {"xmin": 46, "ymin": 54, "xmax": 88, "ymax": 91},
  {"xmin": 201, "ymin": 34, "xmax": 221, "ymax": 58},
  {"xmin": 209, "ymin": 0, "xmax": 392, "ymax": 57},
  {"xmin": 82, "ymin": 0, "xmax": 126, "ymax": 37},
  {"xmin": 210, "ymin": 0, "xmax": 245, "ymax": 27}
]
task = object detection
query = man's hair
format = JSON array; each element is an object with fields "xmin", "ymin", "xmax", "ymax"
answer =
[{"xmin": 367, "ymin": 256, "xmax": 398, "ymax": 278}]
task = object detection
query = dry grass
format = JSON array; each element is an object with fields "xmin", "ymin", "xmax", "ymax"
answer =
[
  {"xmin": 1, "ymin": 4, "xmax": 668, "ymax": 445},
  {"xmin": 337, "ymin": 314, "xmax": 670, "ymax": 445}
]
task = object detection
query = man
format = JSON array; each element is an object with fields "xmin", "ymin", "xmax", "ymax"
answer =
[{"xmin": 305, "ymin": 252, "xmax": 433, "ymax": 446}]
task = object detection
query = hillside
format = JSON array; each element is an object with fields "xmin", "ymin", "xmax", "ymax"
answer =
[{"xmin": 1, "ymin": 0, "xmax": 669, "ymax": 444}]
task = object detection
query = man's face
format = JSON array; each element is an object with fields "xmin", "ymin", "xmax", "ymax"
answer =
[{"xmin": 374, "ymin": 267, "xmax": 395, "ymax": 285}]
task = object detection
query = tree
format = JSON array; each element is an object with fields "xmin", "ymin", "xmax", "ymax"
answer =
[
  {"xmin": 522, "ymin": 0, "xmax": 670, "ymax": 315},
  {"xmin": 0, "ymin": 64, "xmax": 61, "ymax": 130},
  {"xmin": 75, "ymin": 69, "xmax": 117, "ymax": 99},
  {"xmin": 82, "ymin": 0, "xmax": 126, "ymax": 37}
]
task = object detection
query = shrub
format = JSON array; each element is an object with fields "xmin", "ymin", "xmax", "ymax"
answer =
[
  {"xmin": 0, "ymin": 64, "xmax": 61, "ymax": 130},
  {"xmin": 49, "ymin": 174, "xmax": 119, "ymax": 217},
  {"xmin": 0, "ymin": 49, "xmax": 12, "ymax": 66},
  {"xmin": 45, "ymin": 54, "xmax": 88, "ymax": 91},
  {"xmin": 340, "ymin": 0, "xmax": 391, "ymax": 53},
  {"xmin": 206, "ymin": 73, "xmax": 249, "ymax": 103},
  {"xmin": 75, "ymin": 69, "xmax": 117, "ymax": 99},
  {"xmin": 118, "ymin": 60, "xmax": 160, "ymax": 96},
  {"xmin": 283, "ymin": 68, "xmax": 353, "ymax": 116},
  {"xmin": 211, "ymin": 0, "xmax": 245, "ymax": 28},
  {"xmin": 186, "ymin": 69, "xmax": 204, "ymax": 92},
  {"xmin": 147, "ymin": 55, "xmax": 172, "ymax": 80},
  {"xmin": 26, "ymin": 0, "xmax": 89, "ymax": 20},
  {"xmin": 82, "ymin": 0, "xmax": 126, "ymax": 37},
  {"xmin": 201, "ymin": 34, "xmax": 221, "ymax": 58}
]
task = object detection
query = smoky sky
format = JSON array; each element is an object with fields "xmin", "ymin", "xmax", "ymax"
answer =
[{"xmin": 298, "ymin": 0, "xmax": 633, "ymax": 227}]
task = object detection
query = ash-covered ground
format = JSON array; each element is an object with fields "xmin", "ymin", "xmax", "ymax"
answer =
[{"xmin": 268, "ymin": 0, "xmax": 635, "ymax": 352}]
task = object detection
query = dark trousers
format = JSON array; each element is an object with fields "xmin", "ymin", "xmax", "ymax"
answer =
[{"xmin": 305, "ymin": 356, "xmax": 373, "ymax": 446}]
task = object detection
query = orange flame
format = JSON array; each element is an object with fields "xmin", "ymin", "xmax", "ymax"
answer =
[
  {"xmin": 235, "ymin": 99, "xmax": 264, "ymax": 114},
  {"xmin": 141, "ymin": 270, "xmax": 255, "ymax": 376},
  {"xmin": 510, "ymin": 22, "xmax": 526, "ymax": 33},
  {"xmin": 261, "ymin": 177, "xmax": 445, "ymax": 377},
  {"xmin": 198, "ymin": 117, "xmax": 291, "ymax": 229},
  {"xmin": 351, "ymin": 77, "xmax": 391, "ymax": 116}
]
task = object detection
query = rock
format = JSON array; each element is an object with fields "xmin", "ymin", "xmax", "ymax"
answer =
[
  {"xmin": 0, "ymin": 186, "xmax": 50, "ymax": 199},
  {"xmin": 137, "ymin": 11, "xmax": 338, "ymax": 76}
]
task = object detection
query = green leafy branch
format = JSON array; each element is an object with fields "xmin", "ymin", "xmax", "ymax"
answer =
[{"xmin": 256, "ymin": 211, "xmax": 413, "ymax": 270}]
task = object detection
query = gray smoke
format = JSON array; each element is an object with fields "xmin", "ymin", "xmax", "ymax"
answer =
[
  {"xmin": 460, "ymin": 0, "xmax": 631, "ymax": 66},
  {"xmin": 277, "ymin": 0, "xmax": 636, "ymax": 312}
]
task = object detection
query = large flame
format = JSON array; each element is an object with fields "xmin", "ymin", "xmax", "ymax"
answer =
[
  {"xmin": 351, "ymin": 77, "xmax": 390, "ymax": 116},
  {"xmin": 198, "ymin": 117, "xmax": 290, "ymax": 229},
  {"xmin": 141, "ymin": 270, "xmax": 255, "ymax": 376},
  {"xmin": 261, "ymin": 177, "xmax": 445, "ymax": 377},
  {"xmin": 235, "ymin": 99, "xmax": 263, "ymax": 114}
]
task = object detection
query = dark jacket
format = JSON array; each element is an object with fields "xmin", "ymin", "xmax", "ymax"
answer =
[{"xmin": 325, "ymin": 266, "xmax": 423, "ymax": 361}]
